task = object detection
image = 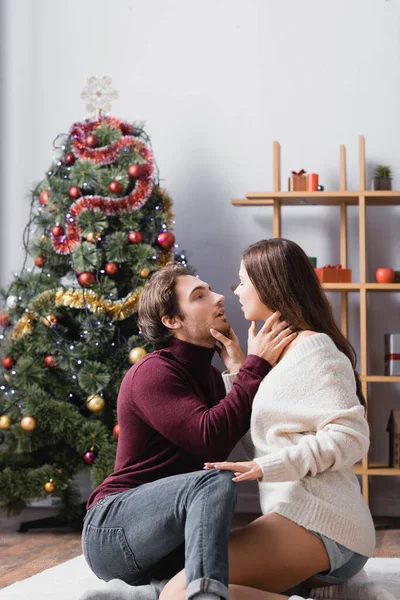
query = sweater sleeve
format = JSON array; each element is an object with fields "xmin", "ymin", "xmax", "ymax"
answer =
[
  {"xmin": 254, "ymin": 352, "xmax": 370, "ymax": 483},
  {"xmin": 131, "ymin": 354, "xmax": 271, "ymax": 462}
]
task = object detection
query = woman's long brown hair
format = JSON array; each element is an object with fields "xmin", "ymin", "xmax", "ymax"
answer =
[{"xmin": 242, "ymin": 238, "xmax": 366, "ymax": 408}]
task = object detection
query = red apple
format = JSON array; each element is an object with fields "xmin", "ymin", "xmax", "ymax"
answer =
[{"xmin": 375, "ymin": 268, "xmax": 395, "ymax": 284}]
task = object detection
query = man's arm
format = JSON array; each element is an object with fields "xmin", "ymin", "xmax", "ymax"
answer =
[{"xmin": 130, "ymin": 354, "xmax": 271, "ymax": 462}]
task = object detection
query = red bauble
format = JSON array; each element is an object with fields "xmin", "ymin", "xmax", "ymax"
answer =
[
  {"xmin": 2, "ymin": 357, "xmax": 14, "ymax": 370},
  {"xmin": 105, "ymin": 263, "xmax": 118, "ymax": 275},
  {"xmin": 69, "ymin": 185, "xmax": 81, "ymax": 199},
  {"xmin": 85, "ymin": 134, "xmax": 99, "ymax": 148},
  {"xmin": 34, "ymin": 256, "xmax": 46, "ymax": 268},
  {"xmin": 113, "ymin": 424, "xmax": 120, "ymax": 438},
  {"xmin": 0, "ymin": 312, "xmax": 10, "ymax": 328},
  {"xmin": 156, "ymin": 231, "xmax": 175, "ymax": 250},
  {"xmin": 39, "ymin": 190, "xmax": 50, "ymax": 206},
  {"xmin": 83, "ymin": 450, "xmax": 96, "ymax": 465},
  {"xmin": 44, "ymin": 355, "xmax": 56, "ymax": 368},
  {"xmin": 109, "ymin": 180, "xmax": 123, "ymax": 194},
  {"xmin": 64, "ymin": 152, "xmax": 75, "ymax": 166},
  {"xmin": 78, "ymin": 272, "xmax": 96, "ymax": 287},
  {"xmin": 128, "ymin": 164, "xmax": 147, "ymax": 179},
  {"xmin": 120, "ymin": 123, "xmax": 132, "ymax": 135},
  {"xmin": 128, "ymin": 231, "xmax": 143, "ymax": 244},
  {"xmin": 52, "ymin": 225, "xmax": 65, "ymax": 237}
]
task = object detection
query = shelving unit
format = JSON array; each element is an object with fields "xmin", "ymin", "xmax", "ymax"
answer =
[{"xmin": 232, "ymin": 135, "xmax": 400, "ymax": 504}]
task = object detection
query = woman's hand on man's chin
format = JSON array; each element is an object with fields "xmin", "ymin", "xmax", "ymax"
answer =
[{"xmin": 210, "ymin": 326, "xmax": 245, "ymax": 373}]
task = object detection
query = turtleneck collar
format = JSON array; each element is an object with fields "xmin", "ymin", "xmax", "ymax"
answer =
[{"xmin": 166, "ymin": 337, "xmax": 215, "ymax": 371}]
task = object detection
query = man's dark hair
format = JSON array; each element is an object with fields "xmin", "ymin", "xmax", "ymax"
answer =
[{"xmin": 138, "ymin": 264, "xmax": 191, "ymax": 349}]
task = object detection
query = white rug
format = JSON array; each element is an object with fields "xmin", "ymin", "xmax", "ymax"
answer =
[{"xmin": 1, "ymin": 555, "xmax": 399, "ymax": 600}]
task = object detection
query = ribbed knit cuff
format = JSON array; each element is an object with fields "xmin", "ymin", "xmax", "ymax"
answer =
[
  {"xmin": 254, "ymin": 452, "xmax": 295, "ymax": 483},
  {"xmin": 221, "ymin": 370, "xmax": 237, "ymax": 393}
]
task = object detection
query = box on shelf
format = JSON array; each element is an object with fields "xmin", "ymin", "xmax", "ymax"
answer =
[
  {"xmin": 386, "ymin": 409, "xmax": 400, "ymax": 468},
  {"xmin": 384, "ymin": 333, "xmax": 400, "ymax": 375},
  {"xmin": 288, "ymin": 170, "xmax": 307, "ymax": 191},
  {"xmin": 314, "ymin": 265, "xmax": 352, "ymax": 283}
]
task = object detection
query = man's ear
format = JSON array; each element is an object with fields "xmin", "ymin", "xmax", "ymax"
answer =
[{"xmin": 161, "ymin": 315, "xmax": 182, "ymax": 330}]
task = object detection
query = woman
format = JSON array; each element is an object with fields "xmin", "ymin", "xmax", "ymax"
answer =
[{"xmin": 160, "ymin": 238, "xmax": 376, "ymax": 600}]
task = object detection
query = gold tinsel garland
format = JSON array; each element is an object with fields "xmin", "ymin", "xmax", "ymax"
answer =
[{"xmin": 11, "ymin": 288, "xmax": 141, "ymax": 340}]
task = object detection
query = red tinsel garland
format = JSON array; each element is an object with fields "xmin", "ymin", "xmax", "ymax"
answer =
[{"xmin": 51, "ymin": 116, "xmax": 154, "ymax": 255}]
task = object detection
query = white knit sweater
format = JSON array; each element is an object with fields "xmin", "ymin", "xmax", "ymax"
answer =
[{"xmin": 223, "ymin": 333, "xmax": 376, "ymax": 557}]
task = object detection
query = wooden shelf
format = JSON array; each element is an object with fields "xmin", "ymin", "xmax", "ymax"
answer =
[
  {"xmin": 361, "ymin": 376, "xmax": 400, "ymax": 383},
  {"xmin": 322, "ymin": 283, "xmax": 400, "ymax": 291},
  {"xmin": 353, "ymin": 465, "xmax": 400, "ymax": 476},
  {"xmin": 232, "ymin": 191, "xmax": 400, "ymax": 207},
  {"xmin": 231, "ymin": 137, "xmax": 400, "ymax": 501}
]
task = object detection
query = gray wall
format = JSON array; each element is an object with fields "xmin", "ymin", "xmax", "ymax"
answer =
[{"xmin": 1, "ymin": 0, "xmax": 400, "ymax": 515}]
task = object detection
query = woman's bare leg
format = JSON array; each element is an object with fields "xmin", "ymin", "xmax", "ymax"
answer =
[{"xmin": 160, "ymin": 513, "xmax": 329, "ymax": 599}]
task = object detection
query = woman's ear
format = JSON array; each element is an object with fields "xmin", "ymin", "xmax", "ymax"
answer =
[{"xmin": 161, "ymin": 315, "xmax": 182, "ymax": 330}]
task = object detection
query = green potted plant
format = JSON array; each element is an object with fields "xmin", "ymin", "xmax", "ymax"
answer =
[{"xmin": 372, "ymin": 165, "xmax": 392, "ymax": 191}]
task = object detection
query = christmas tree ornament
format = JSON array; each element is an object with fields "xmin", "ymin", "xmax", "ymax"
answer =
[
  {"xmin": 34, "ymin": 255, "xmax": 46, "ymax": 268},
  {"xmin": 52, "ymin": 225, "xmax": 65, "ymax": 237},
  {"xmin": 105, "ymin": 263, "xmax": 118, "ymax": 275},
  {"xmin": 86, "ymin": 232, "xmax": 100, "ymax": 243},
  {"xmin": 68, "ymin": 185, "xmax": 81, "ymax": 199},
  {"xmin": 64, "ymin": 152, "xmax": 75, "ymax": 166},
  {"xmin": 21, "ymin": 416, "xmax": 37, "ymax": 432},
  {"xmin": 85, "ymin": 134, "xmax": 99, "ymax": 148},
  {"xmin": 0, "ymin": 312, "xmax": 10, "ymax": 328},
  {"xmin": 139, "ymin": 268, "xmax": 150, "ymax": 278},
  {"xmin": 44, "ymin": 479, "xmax": 55, "ymax": 493},
  {"xmin": 129, "ymin": 347, "xmax": 147, "ymax": 364},
  {"xmin": 83, "ymin": 450, "xmax": 96, "ymax": 464},
  {"xmin": 113, "ymin": 423, "xmax": 120, "ymax": 438},
  {"xmin": 2, "ymin": 357, "xmax": 15, "ymax": 370},
  {"xmin": 6, "ymin": 295, "xmax": 18, "ymax": 309},
  {"xmin": 44, "ymin": 355, "xmax": 56, "ymax": 368},
  {"xmin": 128, "ymin": 231, "xmax": 143, "ymax": 244},
  {"xmin": 109, "ymin": 180, "xmax": 123, "ymax": 194},
  {"xmin": 317, "ymin": 185, "xmax": 324, "ymax": 191},
  {"xmin": 86, "ymin": 394, "xmax": 105, "ymax": 412},
  {"xmin": 0, "ymin": 415, "xmax": 12, "ymax": 430},
  {"xmin": 42, "ymin": 313, "xmax": 57, "ymax": 327},
  {"xmin": 128, "ymin": 164, "xmax": 147, "ymax": 179},
  {"xmin": 3, "ymin": 372, "xmax": 11, "ymax": 383},
  {"xmin": 156, "ymin": 231, "xmax": 175, "ymax": 250},
  {"xmin": 78, "ymin": 272, "xmax": 96, "ymax": 287},
  {"xmin": 0, "ymin": 431, "xmax": 5, "ymax": 444},
  {"xmin": 39, "ymin": 190, "xmax": 50, "ymax": 206}
]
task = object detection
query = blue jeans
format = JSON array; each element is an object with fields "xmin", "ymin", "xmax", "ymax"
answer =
[{"xmin": 82, "ymin": 469, "xmax": 237, "ymax": 600}]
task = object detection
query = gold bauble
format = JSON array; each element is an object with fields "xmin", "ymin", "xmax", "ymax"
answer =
[
  {"xmin": 44, "ymin": 479, "xmax": 55, "ymax": 493},
  {"xmin": 86, "ymin": 232, "xmax": 100, "ymax": 243},
  {"xmin": 21, "ymin": 416, "xmax": 37, "ymax": 432},
  {"xmin": 86, "ymin": 394, "xmax": 105, "ymax": 412},
  {"xmin": 3, "ymin": 372, "xmax": 11, "ymax": 383},
  {"xmin": 42, "ymin": 313, "xmax": 57, "ymax": 327},
  {"xmin": 129, "ymin": 347, "xmax": 147, "ymax": 364},
  {"xmin": 0, "ymin": 415, "xmax": 12, "ymax": 430},
  {"xmin": 40, "ymin": 233, "xmax": 48, "ymax": 240},
  {"xmin": 139, "ymin": 268, "xmax": 150, "ymax": 278}
]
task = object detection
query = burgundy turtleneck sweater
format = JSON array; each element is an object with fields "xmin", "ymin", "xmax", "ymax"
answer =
[{"xmin": 87, "ymin": 338, "xmax": 271, "ymax": 509}]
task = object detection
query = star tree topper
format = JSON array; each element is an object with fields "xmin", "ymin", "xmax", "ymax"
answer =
[{"xmin": 81, "ymin": 76, "xmax": 119, "ymax": 115}]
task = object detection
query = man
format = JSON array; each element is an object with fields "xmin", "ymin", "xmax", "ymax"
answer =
[{"xmin": 81, "ymin": 265, "xmax": 294, "ymax": 600}]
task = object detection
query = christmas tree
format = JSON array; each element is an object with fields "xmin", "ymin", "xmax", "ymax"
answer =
[{"xmin": 0, "ymin": 112, "xmax": 187, "ymax": 518}]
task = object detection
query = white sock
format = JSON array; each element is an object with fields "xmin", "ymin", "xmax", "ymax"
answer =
[
  {"xmin": 310, "ymin": 568, "xmax": 396, "ymax": 600},
  {"xmin": 79, "ymin": 578, "xmax": 166, "ymax": 600}
]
